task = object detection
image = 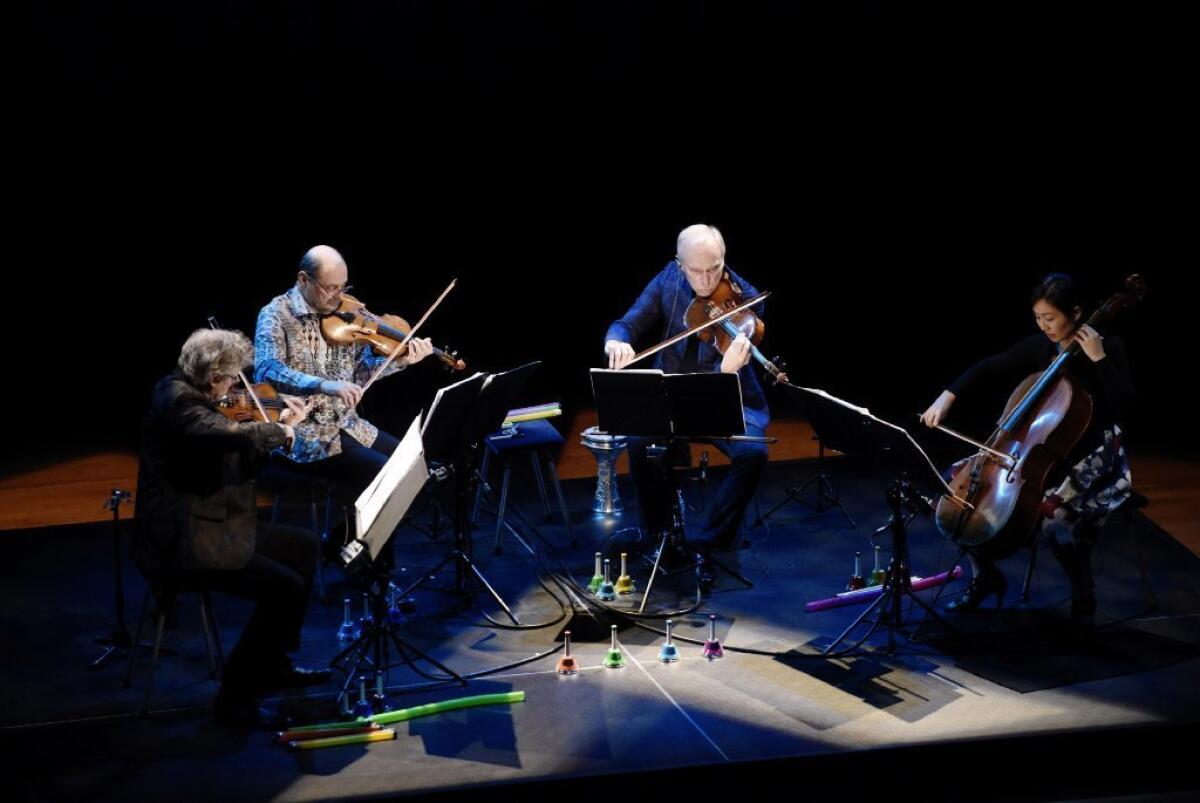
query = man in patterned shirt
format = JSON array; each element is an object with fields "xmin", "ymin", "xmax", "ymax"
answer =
[{"xmin": 254, "ymin": 245, "xmax": 435, "ymax": 498}]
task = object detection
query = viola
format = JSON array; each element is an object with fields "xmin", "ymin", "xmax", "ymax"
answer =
[
  {"xmin": 685, "ymin": 273, "xmax": 789, "ymax": 384},
  {"xmin": 320, "ymin": 293, "xmax": 465, "ymax": 372}
]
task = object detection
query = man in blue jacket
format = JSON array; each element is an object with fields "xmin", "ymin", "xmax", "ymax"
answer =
[{"xmin": 604, "ymin": 224, "xmax": 769, "ymax": 585}]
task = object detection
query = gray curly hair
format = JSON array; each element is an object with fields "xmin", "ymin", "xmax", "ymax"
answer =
[{"xmin": 177, "ymin": 329, "xmax": 253, "ymax": 388}]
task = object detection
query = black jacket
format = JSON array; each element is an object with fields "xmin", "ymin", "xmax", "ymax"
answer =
[{"xmin": 133, "ymin": 372, "xmax": 287, "ymax": 574}]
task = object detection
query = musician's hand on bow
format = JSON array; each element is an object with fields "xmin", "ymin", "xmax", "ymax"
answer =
[
  {"xmin": 320, "ymin": 380, "xmax": 363, "ymax": 407},
  {"xmin": 720, "ymin": 333, "xmax": 753, "ymax": 373},
  {"xmin": 920, "ymin": 390, "xmax": 957, "ymax": 428},
  {"xmin": 605, "ymin": 340, "xmax": 635, "ymax": 369}
]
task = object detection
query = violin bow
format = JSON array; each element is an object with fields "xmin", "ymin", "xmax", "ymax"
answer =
[
  {"xmin": 621, "ymin": 291, "xmax": 771, "ymax": 369},
  {"xmin": 360, "ymin": 278, "xmax": 458, "ymax": 395},
  {"xmin": 207, "ymin": 316, "xmax": 271, "ymax": 423}
]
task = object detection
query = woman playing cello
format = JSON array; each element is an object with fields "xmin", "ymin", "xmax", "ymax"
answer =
[{"xmin": 920, "ymin": 273, "xmax": 1135, "ymax": 622}]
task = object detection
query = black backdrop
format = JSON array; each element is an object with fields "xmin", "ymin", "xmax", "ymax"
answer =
[{"xmin": 8, "ymin": 2, "xmax": 1194, "ymax": 461}]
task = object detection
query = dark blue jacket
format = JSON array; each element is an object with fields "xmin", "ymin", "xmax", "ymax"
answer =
[{"xmin": 605, "ymin": 261, "xmax": 769, "ymax": 431}]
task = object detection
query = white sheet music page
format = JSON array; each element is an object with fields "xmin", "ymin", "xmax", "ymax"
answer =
[{"xmin": 355, "ymin": 414, "xmax": 428, "ymax": 560}]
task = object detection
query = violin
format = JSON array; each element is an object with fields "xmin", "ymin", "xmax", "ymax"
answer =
[
  {"xmin": 933, "ymin": 275, "xmax": 1145, "ymax": 556},
  {"xmin": 320, "ymin": 293, "xmax": 466, "ymax": 372},
  {"xmin": 216, "ymin": 382, "xmax": 288, "ymax": 423},
  {"xmin": 206, "ymin": 315, "xmax": 288, "ymax": 425},
  {"xmin": 685, "ymin": 273, "xmax": 789, "ymax": 384}
]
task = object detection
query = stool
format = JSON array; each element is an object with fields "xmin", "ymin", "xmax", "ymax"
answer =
[
  {"xmin": 1020, "ymin": 491, "xmax": 1156, "ymax": 610},
  {"xmin": 472, "ymin": 419, "xmax": 576, "ymax": 554},
  {"xmin": 125, "ymin": 585, "xmax": 223, "ymax": 716}
]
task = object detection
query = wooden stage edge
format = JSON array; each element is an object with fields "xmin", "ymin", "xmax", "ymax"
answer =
[{"xmin": 3, "ymin": 412, "xmax": 1198, "ymax": 557}]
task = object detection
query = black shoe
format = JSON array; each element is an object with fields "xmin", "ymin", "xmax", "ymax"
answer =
[
  {"xmin": 263, "ymin": 664, "xmax": 333, "ymax": 691},
  {"xmin": 213, "ymin": 693, "xmax": 289, "ymax": 730},
  {"xmin": 946, "ymin": 567, "xmax": 1007, "ymax": 612}
]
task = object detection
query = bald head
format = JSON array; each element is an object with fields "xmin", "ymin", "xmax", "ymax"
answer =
[
  {"xmin": 296, "ymin": 244, "xmax": 350, "ymax": 313},
  {"xmin": 299, "ymin": 245, "xmax": 346, "ymax": 280},
  {"xmin": 676, "ymin": 224, "xmax": 727, "ymax": 297}
]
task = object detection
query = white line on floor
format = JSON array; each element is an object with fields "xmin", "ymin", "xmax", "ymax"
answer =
[{"xmin": 619, "ymin": 638, "xmax": 731, "ymax": 762}]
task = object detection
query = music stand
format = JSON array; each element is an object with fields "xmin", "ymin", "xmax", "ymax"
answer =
[
  {"xmin": 591, "ymin": 369, "xmax": 770, "ymax": 607},
  {"xmin": 783, "ymin": 385, "xmax": 971, "ymax": 654},
  {"xmin": 759, "ymin": 385, "xmax": 856, "ymax": 527},
  {"xmin": 332, "ymin": 416, "xmax": 466, "ymax": 705},
  {"xmin": 394, "ymin": 362, "xmax": 541, "ymax": 625},
  {"xmin": 90, "ymin": 489, "xmax": 147, "ymax": 670}
]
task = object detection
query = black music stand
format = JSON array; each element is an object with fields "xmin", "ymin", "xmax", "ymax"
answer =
[
  {"xmin": 393, "ymin": 362, "xmax": 541, "ymax": 624},
  {"xmin": 758, "ymin": 384, "xmax": 857, "ymax": 527},
  {"xmin": 90, "ymin": 489, "xmax": 149, "ymax": 670},
  {"xmin": 333, "ymin": 416, "xmax": 466, "ymax": 705},
  {"xmin": 783, "ymin": 385, "xmax": 969, "ymax": 653},
  {"xmin": 591, "ymin": 369, "xmax": 770, "ymax": 606}
]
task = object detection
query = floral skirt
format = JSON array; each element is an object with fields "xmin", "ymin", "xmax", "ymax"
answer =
[{"xmin": 1040, "ymin": 426, "xmax": 1132, "ymax": 546}]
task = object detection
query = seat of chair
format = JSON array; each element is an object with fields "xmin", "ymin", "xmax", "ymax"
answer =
[{"xmin": 484, "ymin": 420, "xmax": 564, "ymax": 455}]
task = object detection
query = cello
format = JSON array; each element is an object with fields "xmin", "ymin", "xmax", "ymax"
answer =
[{"xmin": 932, "ymin": 275, "xmax": 1145, "ymax": 555}]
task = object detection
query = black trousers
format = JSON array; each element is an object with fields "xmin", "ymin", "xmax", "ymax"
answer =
[
  {"xmin": 627, "ymin": 424, "xmax": 768, "ymax": 552},
  {"xmin": 278, "ymin": 429, "xmax": 401, "ymax": 504},
  {"xmin": 275, "ymin": 429, "xmax": 402, "ymax": 566},
  {"xmin": 174, "ymin": 522, "xmax": 318, "ymax": 699}
]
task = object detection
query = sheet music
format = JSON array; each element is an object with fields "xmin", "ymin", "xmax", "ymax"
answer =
[{"xmin": 355, "ymin": 415, "xmax": 428, "ymax": 560}]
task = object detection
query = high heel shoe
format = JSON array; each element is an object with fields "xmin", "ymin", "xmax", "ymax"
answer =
[{"xmin": 946, "ymin": 567, "xmax": 1007, "ymax": 612}]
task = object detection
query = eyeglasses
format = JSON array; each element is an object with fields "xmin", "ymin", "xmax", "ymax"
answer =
[{"xmin": 304, "ymin": 274, "xmax": 353, "ymax": 297}]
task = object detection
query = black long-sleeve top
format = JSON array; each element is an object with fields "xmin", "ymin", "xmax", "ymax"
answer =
[{"xmin": 947, "ymin": 333, "xmax": 1135, "ymax": 463}]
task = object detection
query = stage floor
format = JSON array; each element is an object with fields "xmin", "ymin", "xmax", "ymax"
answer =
[{"xmin": 3, "ymin": 457, "xmax": 1199, "ymax": 801}]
